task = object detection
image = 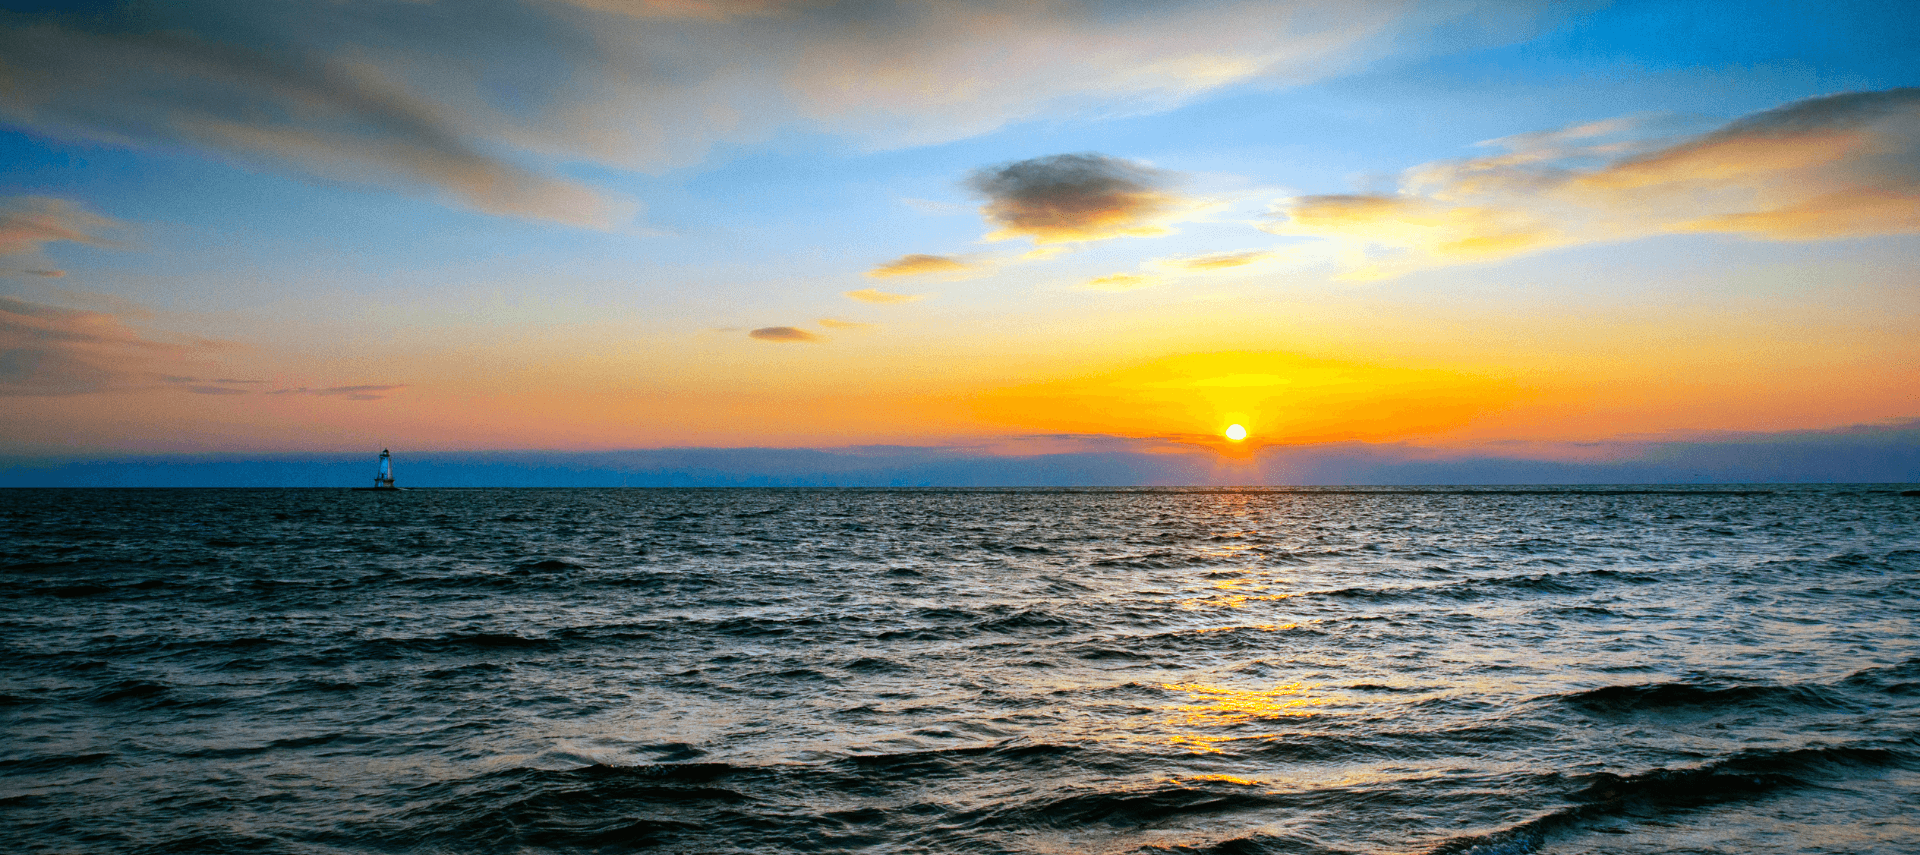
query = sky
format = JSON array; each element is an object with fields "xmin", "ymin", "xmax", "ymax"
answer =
[{"xmin": 2, "ymin": 0, "xmax": 1917, "ymax": 484}]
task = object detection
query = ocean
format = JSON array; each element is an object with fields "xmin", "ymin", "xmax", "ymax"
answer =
[{"xmin": 2, "ymin": 486, "xmax": 1916, "ymax": 854}]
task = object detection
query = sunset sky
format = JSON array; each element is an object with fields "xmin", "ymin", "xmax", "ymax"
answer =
[{"xmin": 3, "ymin": 0, "xmax": 1917, "ymax": 483}]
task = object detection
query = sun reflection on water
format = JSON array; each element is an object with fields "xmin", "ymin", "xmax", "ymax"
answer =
[
  {"xmin": 1164, "ymin": 681, "xmax": 1334, "ymax": 725},
  {"xmin": 1158, "ymin": 681, "xmax": 1344, "ymax": 753}
]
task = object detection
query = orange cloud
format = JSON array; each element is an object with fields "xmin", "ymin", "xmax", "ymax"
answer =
[
  {"xmin": 1266, "ymin": 88, "xmax": 1920, "ymax": 277},
  {"xmin": 0, "ymin": 197, "xmax": 120, "ymax": 256},
  {"xmin": 269, "ymin": 385, "xmax": 406, "ymax": 401},
  {"xmin": 1080, "ymin": 273, "xmax": 1160, "ymax": 292},
  {"xmin": 968, "ymin": 153, "xmax": 1187, "ymax": 243},
  {"xmin": 1161, "ymin": 250, "xmax": 1274, "ymax": 271},
  {"xmin": 748, "ymin": 326, "xmax": 821, "ymax": 342},
  {"xmin": 0, "ymin": 296, "xmax": 191, "ymax": 395},
  {"xmin": 843, "ymin": 288, "xmax": 926, "ymax": 304},
  {"xmin": 816, "ymin": 318, "xmax": 874, "ymax": 330},
  {"xmin": 866, "ymin": 253, "xmax": 971, "ymax": 278}
]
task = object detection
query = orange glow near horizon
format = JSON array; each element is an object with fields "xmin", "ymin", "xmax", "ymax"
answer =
[{"xmin": 969, "ymin": 351, "xmax": 1521, "ymax": 447}]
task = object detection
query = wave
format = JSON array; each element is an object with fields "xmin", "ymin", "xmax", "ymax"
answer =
[
  {"xmin": 1426, "ymin": 740, "xmax": 1916, "ymax": 855},
  {"xmin": 1559, "ymin": 681, "xmax": 1856, "ymax": 716}
]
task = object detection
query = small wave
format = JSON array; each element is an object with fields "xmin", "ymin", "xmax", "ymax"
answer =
[
  {"xmin": 844, "ymin": 741, "xmax": 1082, "ymax": 780},
  {"xmin": 1838, "ymin": 657, "xmax": 1920, "ymax": 695},
  {"xmin": 988, "ymin": 780, "xmax": 1288, "ymax": 830},
  {"xmin": 973, "ymin": 608, "xmax": 1080, "ymax": 634},
  {"xmin": 82, "ymin": 679, "xmax": 172, "ymax": 704},
  {"xmin": 1427, "ymin": 742, "xmax": 1910, "ymax": 854},
  {"xmin": 1091, "ymin": 551, "xmax": 1215, "ymax": 570},
  {"xmin": 843, "ymin": 656, "xmax": 913, "ymax": 674},
  {"xmin": 0, "ymin": 751, "xmax": 115, "ymax": 774},
  {"xmin": 1560, "ymin": 680, "xmax": 1854, "ymax": 716},
  {"xmin": 349, "ymin": 632, "xmax": 560, "ymax": 659},
  {"xmin": 396, "ymin": 762, "xmax": 755, "ymax": 851}
]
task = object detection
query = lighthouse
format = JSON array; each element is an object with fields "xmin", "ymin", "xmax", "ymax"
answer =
[{"xmin": 373, "ymin": 449, "xmax": 396, "ymax": 489}]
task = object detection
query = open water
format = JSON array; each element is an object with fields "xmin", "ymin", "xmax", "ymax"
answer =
[{"xmin": 2, "ymin": 486, "xmax": 1917, "ymax": 855}]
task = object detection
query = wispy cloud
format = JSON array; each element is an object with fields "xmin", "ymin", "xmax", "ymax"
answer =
[
  {"xmin": 1079, "ymin": 273, "xmax": 1161, "ymax": 292},
  {"xmin": 269, "ymin": 385, "xmax": 406, "ymax": 401},
  {"xmin": 0, "ymin": 2, "xmax": 1537, "ymax": 223},
  {"xmin": 817, "ymin": 318, "xmax": 875, "ymax": 330},
  {"xmin": 1264, "ymin": 88, "xmax": 1920, "ymax": 279},
  {"xmin": 1157, "ymin": 249, "xmax": 1276, "ymax": 271},
  {"xmin": 844, "ymin": 288, "xmax": 926, "ymax": 305},
  {"xmin": 866, "ymin": 253, "xmax": 972, "ymax": 278},
  {"xmin": 0, "ymin": 296, "xmax": 197, "ymax": 396},
  {"xmin": 968, "ymin": 153, "xmax": 1190, "ymax": 244},
  {"xmin": 161, "ymin": 376, "xmax": 269, "ymax": 396},
  {"xmin": 748, "ymin": 326, "xmax": 821, "ymax": 342},
  {"xmin": 0, "ymin": 197, "xmax": 120, "ymax": 257},
  {"xmin": 0, "ymin": 12, "xmax": 634, "ymax": 227}
]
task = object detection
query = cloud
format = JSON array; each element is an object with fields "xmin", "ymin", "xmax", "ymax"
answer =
[
  {"xmin": 549, "ymin": 0, "xmax": 1501, "ymax": 152},
  {"xmin": 161, "ymin": 376, "xmax": 267, "ymax": 396},
  {"xmin": 844, "ymin": 288, "xmax": 926, "ymax": 304},
  {"xmin": 0, "ymin": 2, "xmax": 1544, "ymax": 222},
  {"xmin": 816, "ymin": 318, "xmax": 874, "ymax": 330},
  {"xmin": 1079, "ymin": 273, "xmax": 1161, "ymax": 292},
  {"xmin": 559, "ymin": 0, "xmax": 814, "ymax": 21},
  {"xmin": 0, "ymin": 296, "xmax": 193, "ymax": 395},
  {"xmin": 1264, "ymin": 88, "xmax": 1920, "ymax": 278},
  {"xmin": 0, "ymin": 293, "xmax": 395, "ymax": 399},
  {"xmin": 0, "ymin": 11, "xmax": 634, "ymax": 227},
  {"xmin": 968, "ymin": 153, "xmax": 1189, "ymax": 243},
  {"xmin": 1158, "ymin": 250, "xmax": 1276, "ymax": 271},
  {"xmin": 866, "ymin": 253, "xmax": 972, "ymax": 278},
  {"xmin": 748, "ymin": 326, "xmax": 821, "ymax": 342},
  {"xmin": 268, "ymin": 384, "xmax": 406, "ymax": 401},
  {"xmin": 0, "ymin": 197, "xmax": 120, "ymax": 257}
]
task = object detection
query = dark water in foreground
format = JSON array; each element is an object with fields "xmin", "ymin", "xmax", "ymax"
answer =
[{"xmin": 3, "ymin": 486, "xmax": 1917, "ymax": 855}]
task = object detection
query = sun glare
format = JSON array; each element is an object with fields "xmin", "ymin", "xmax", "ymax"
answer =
[{"xmin": 1225, "ymin": 424, "xmax": 1248, "ymax": 441}]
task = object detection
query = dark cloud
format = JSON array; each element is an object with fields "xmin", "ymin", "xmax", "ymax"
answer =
[
  {"xmin": 866, "ymin": 253, "xmax": 970, "ymax": 278},
  {"xmin": 0, "ymin": 2, "xmax": 1545, "ymax": 229},
  {"xmin": 966, "ymin": 153, "xmax": 1183, "ymax": 243},
  {"xmin": 269, "ymin": 385, "xmax": 406, "ymax": 401},
  {"xmin": 186, "ymin": 385, "xmax": 250, "ymax": 395},
  {"xmin": 748, "ymin": 326, "xmax": 821, "ymax": 342},
  {"xmin": 0, "ymin": 9, "xmax": 630, "ymax": 226},
  {"xmin": 1706, "ymin": 87, "xmax": 1920, "ymax": 139}
]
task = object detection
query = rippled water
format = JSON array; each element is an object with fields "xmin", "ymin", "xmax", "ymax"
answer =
[{"xmin": 3, "ymin": 486, "xmax": 1917, "ymax": 854}]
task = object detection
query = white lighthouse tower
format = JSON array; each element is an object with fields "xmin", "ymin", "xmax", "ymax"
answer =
[{"xmin": 373, "ymin": 448, "xmax": 396, "ymax": 489}]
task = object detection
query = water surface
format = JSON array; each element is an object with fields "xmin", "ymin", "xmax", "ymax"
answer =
[{"xmin": 3, "ymin": 486, "xmax": 1916, "ymax": 854}]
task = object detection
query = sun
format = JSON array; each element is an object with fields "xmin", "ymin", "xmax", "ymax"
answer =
[{"xmin": 1224, "ymin": 424, "xmax": 1248, "ymax": 441}]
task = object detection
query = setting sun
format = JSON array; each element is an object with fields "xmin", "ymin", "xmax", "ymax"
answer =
[{"xmin": 1225, "ymin": 424, "xmax": 1248, "ymax": 441}]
